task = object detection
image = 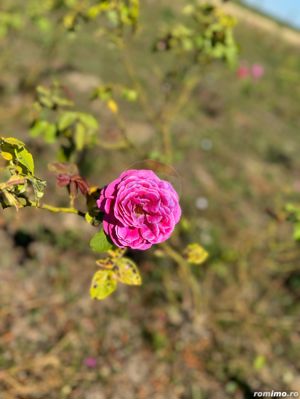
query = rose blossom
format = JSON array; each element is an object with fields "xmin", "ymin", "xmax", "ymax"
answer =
[
  {"xmin": 97, "ymin": 169, "xmax": 181, "ymax": 250},
  {"xmin": 236, "ymin": 65, "xmax": 249, "ymax": 79},
  {"xmin": 251, "ymin": 63, "xmax": 264, "ymax": 80}
]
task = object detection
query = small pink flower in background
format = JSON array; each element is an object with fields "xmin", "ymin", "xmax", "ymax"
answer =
[
  {"xmin": 97, "ymin": 169, "xmax": 181, "ymax": 250},
  {"xmin": 236, "ymin": 62, "xmax": 265, "ymax": 81},
  {"xmin": 251, "ymin": 64, "xmax": 265, "ymax": 80},
  {"xmin": 84, "ymin": 357, "xmax": 97, "ymax": 368},
  {"xmin": 236, "ymin": 65, "xmax": 249, "ymax": 79}
]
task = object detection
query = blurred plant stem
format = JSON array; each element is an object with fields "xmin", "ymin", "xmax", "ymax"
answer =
[
  {"xmin": 97, "ymin": 139, "xmax": 131, "ymax": 150},
  {"xmin": 118, "ymin": 40, "xmax": 155, "ymax": 122},
  {"xmin": 161, "ymin": 242, "xmax": 201, "ymax": 313},
  {"xmin": 118, "ymin": 39, "xmax": 199, "ymax": 164},
  {"xmin": 119, "ymin": 42, "xmax": 174, "ymax": 162},
  {"xmin": 114, "ymin": 111, "xmax": 136, "ymax": 150}
]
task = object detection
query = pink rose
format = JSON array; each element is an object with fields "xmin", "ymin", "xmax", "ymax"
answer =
[
  {"xmin": 251, "ymin": 64, "xmax": 264, "ymax": 80},
  {"xmin": 236, "ymin": 65, "xmax": 249, "ymax": 79},
  {"xmin": 97, "ymin": 169, "xmax": 181, "ymax": 250}
]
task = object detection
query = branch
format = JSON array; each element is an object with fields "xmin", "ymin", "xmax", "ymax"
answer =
[{"xmin": 33, "ymin": 202, "xmax": 86, "ymax": 217}]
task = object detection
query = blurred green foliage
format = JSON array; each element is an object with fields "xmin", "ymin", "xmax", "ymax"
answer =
[
  {"xmin": 0, "ymin": 137, "xmax": 46, "ymax": 209},
  {"xmin": 154, "ymin": 3, "xmax": 238, "ymax": 67}
]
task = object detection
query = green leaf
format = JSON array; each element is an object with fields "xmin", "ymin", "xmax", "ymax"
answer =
[
  {"xmin": 90, "ymin": 270, "xmax": 117, "ymax": 300},
  {"xmin": 90, "ymin": 229, "xmax": 113, "ymax": 253},
  {"xmin": 293, "ymin": 222, "xmax": 300, "ymax": 241},
  {"xmin": 30, "ymin": 120, "xmax": 57, "ymax": 143},
  {"xmin": 0, "ymin": 137, "xmax": 35, "ymax": 175},
  {"xmin": 115, "ymin": 257, "xmax": 142, "ymax": 285},
  {"xmin": 15, "ymin": 147, "xmax": 34, "ymax": 175},
  {"xmin": 0, "ymin": 136, "xmax": 45, "ymax": 207},
  {"xmin": 30, "ymin": 120, "xmax": 47, "ymax": 137},
  {"xmin": 78, "ymin": 113, "xmax": 98, "ymax": 130},
  {"xmin": 285, "ymin": 203, "xmax": 300, "ymax": 219},
  {"xmin": 74, "ymin": 122, "xmax": 85, "ymax": 151},
  {"xmin": 121, "ymin": 88, "xmax": 138, "ymax": 102},
  {"xmin": 58, "ymin": 112, "xmax": 78, "ymax": 131}
]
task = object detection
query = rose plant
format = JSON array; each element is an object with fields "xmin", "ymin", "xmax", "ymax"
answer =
[{"xmin": 0, "ymin": 0, "xmax": 240, "ymax": 302}]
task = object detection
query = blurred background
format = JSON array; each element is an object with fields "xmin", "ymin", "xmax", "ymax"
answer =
[{"xmin": 0, "ymin": 0, "xmax": 300, "ymax": 398}]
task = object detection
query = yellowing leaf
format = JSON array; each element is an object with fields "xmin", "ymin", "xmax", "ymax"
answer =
[
  {"xmin": 1, "ymin": 189, "xmax": 24, "ymax": 209},
  {"xmin": 1, "ymin": 137, "xmax": 24, "ymax": 147},
  {"xmin": 87, "ymin": 3, "xmax": 110, "ymax": 19},
  {"xmin": 63, "ymin": 13, "xmax": 76, "ymax": 30},
  {"xmin": 96, "ymin": 257, "xmax": 114, "ymax": 269},
  {"xmin": 184, "ymin": 243, "xmax": 208, "ymax": 265},
  {"xmin": 115, "ymin": 257, "xmax": 142, "ymax": 286},
  {"xmin": 107, "ymin": 248, "xmax": 126, "ymax": 259},
  {"xmin": 90, "ymin": 270, "xmax": 117, "ymax": 300},
  {"xmin": 1, "ymin": 151, "xmax": 12, "ymax": 161},
  {"xmin": 107, "ymin": 99, "xmax": 118, "ymax": 113}
]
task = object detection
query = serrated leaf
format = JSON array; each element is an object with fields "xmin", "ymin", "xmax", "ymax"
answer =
[
  {"xmin": 1, "ymin": 137, "xmax": 35, "ymax": 175},
  {"xmin": 90, "ymin": 270, "xmax": 117, "ymax": 300},
  {"xmin": 90, "ymin": 229, "xmax": 113, "ymax": 253},
  {"xmin": 0, "ymin": 137, "xmax": 24, "ymax": 163},
  {"xmin": 1, "ymin": 137, "xmax": 24, "ymax": 147},
  {"xmin": 115, "ymin": 257, "xmax": 142, "ymax": 285},
  {"xmin": 15, "ymin": 147, "xmax": 34, "ymax": 175}
]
